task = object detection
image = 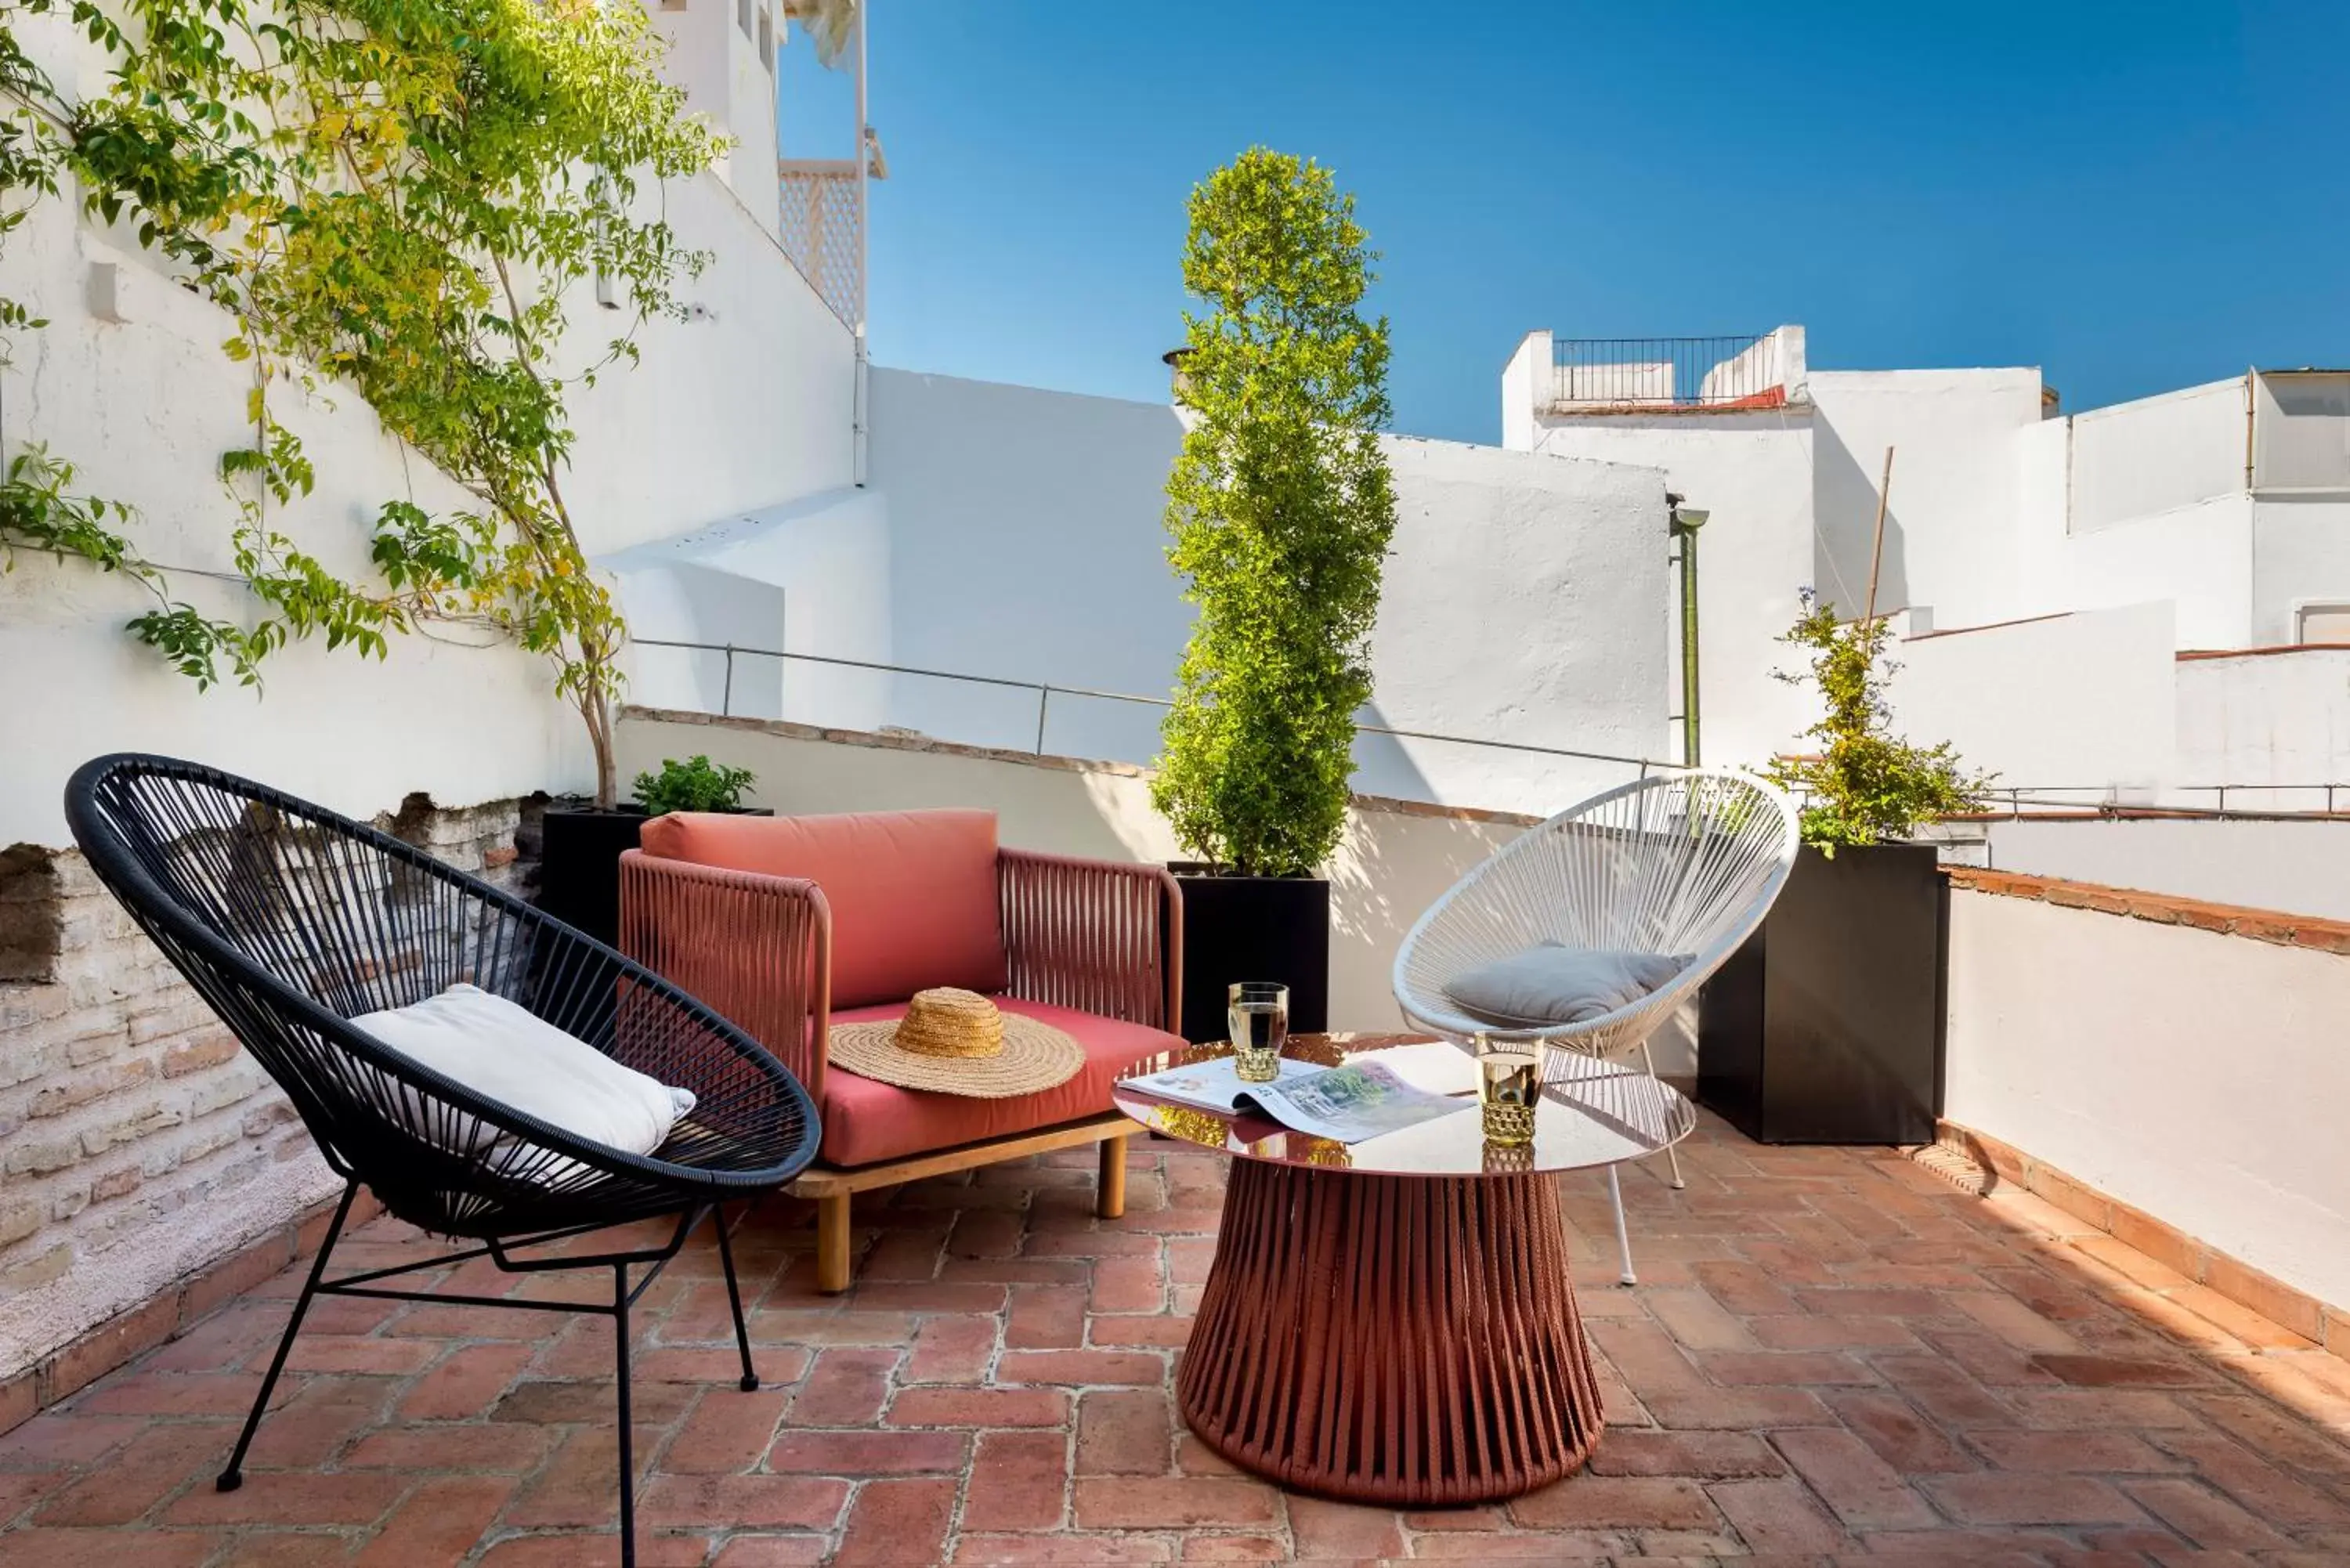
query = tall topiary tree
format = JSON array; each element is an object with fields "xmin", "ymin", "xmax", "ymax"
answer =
[{"xmin": 1154, "ymin": 149, "xmax": 1396, "ymax": 877}]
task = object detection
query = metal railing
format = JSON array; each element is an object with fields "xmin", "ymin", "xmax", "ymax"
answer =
[
  {"xmin": 1550, "ymin": 333, "xmax": 1785, "ymax": 412},
  {"xmin": 634, "ymin": 641, "xmax": 2350, "ymax": 821},
  {"xmin": 1969, "ymin": 784, "xmax": 2350, "ymax": 821},
  {"xmin": 628, "ymin": 638, "xmax": 1675, "ymax": 779}
]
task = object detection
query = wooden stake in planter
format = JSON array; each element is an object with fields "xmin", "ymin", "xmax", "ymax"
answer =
[{"xmin": 1864, "ymin": 446, "xmax": 1894, "ymax": 624}]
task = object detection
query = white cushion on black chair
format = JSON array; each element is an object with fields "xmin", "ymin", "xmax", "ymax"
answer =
[
  {"xmin": 352, "ymin": 984, "xmax": 693, "ymax": 1158},
  {"xmin": 1443, "ymin": 945, "xmax": 1690, "ymax": 1028}
]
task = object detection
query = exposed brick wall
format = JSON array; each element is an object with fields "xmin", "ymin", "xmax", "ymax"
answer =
[{"xmin": 0, "ymin": 794, "xmax": 537, "ymax": 1363}]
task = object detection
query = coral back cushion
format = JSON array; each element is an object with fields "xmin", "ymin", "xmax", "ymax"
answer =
[{"xmin": 638, "ymin": 809, "xmax": 1007, "ymax": 1009}]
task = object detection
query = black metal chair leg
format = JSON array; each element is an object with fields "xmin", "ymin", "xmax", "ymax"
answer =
[
  {"xmin": 712, "ymin": 1204, "xmax": 760, "ymax": 1393},
  {"xmin": 615, "ymin": 1261, "xmax": 636, "ymax": 1568},
  {"xmin": 219, "ymin": 1180, "xmax": 358, "ymax": 1491}
]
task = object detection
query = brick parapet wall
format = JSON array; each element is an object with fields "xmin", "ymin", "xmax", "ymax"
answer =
[
  {"xmin": 0, "ymin": 793, "xmax": 534, "ymax": 1385},
  {"xmin": 1943, "ymin": 864, "xmax": 2350, "ymax": 955}
]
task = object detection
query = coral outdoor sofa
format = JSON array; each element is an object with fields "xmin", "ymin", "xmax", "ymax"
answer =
[{"xmin": 620, "ymin": 807, "xmax": 1184, "ymax": 1291}]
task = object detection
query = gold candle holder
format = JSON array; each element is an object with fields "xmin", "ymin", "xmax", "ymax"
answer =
[{"xmin": 1475, "ymin": 1034, "xmax": 1540, "ymax": 1149}]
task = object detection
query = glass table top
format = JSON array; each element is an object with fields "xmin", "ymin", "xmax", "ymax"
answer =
[{"xmin": 1111, "ymin": 1032, "xmax": 1697, "ymax": 1179}]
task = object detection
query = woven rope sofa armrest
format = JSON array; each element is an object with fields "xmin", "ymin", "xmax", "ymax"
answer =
[
  {"xmin": 620, "ymin": 848, "xmax": 833, "ymax": 1100},
  {"xmin": 997, "ymin": 847, "xmax": 1183, "ymax": 1031}
]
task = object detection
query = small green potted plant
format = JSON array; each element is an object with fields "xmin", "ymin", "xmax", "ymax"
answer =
[
  {"xmin": 540, "ymin": 756, "xmax": 766, "ymax": 945},
  {"xmin": 1698, "ymin": 605, "xmax": 1988, "ymax": 1143},
  {"xmin": 1154, "ymin": 149, "xmax": 1397, "ymax": 1041}
]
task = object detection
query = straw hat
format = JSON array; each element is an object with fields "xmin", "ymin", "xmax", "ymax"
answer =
[{"xmin": 830, "ymin": 988, "xmax": 1084, "ymax": 1098}]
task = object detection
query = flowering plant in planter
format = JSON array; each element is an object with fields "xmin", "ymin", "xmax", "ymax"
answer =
[{"xmin": 1766, "ymin": 605, "xmax": 1989, "ymax": 851}]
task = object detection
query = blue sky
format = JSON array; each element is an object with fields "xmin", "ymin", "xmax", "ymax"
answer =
[{"xmin": 785, "ymin": 3, "xmax": 2350, "ymax": 445}]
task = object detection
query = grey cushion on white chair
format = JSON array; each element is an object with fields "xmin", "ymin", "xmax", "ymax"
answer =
[{"xmin": 1443, "ymin": 945, "xmax": 1690, "ymax": 1028}]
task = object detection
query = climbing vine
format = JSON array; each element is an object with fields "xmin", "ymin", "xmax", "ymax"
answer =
[{"xmin": 0, "ymin": 0, "xmax": 723, "ymax": 804}]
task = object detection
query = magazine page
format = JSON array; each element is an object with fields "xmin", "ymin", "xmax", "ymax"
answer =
[
  {"xmin": 1119, "ymin": 1055, "xmax": 1330, "ymax": 1115},
  {"xmin": 1235, "ymin": 1060, "xmax": 1471, "ymax": 1143}
]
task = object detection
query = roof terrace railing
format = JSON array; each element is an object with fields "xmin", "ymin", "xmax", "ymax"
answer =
[
  {"xmin": 628, "ymin": 638, "xmax": 1676, "ymax": 782},
  {"xmin": 630, "ymin": 641, "xmax": 2350, "ymax": 822},
  {"xmin": 1550, "ymin": 333, "xmax": 1788, "ymax": 413}
]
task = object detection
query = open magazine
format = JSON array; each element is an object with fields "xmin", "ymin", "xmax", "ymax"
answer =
[{"xmin": 1121, "ymin": 1052, "xmax": 1473, "ymax": 1143}]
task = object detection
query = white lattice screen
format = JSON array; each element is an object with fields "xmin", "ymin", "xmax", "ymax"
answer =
[{"xmin": 778, "ymin": 160, "xmax": 862, "ymax": 329}]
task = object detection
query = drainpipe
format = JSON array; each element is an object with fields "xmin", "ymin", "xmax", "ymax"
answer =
[
  {"xmin": 1668, "ymin": 496, "xmax": 1708, "ymax": 767},
  {"xmin": 851, "ymin": 5, "xmax": 871, "ymax": 486}
]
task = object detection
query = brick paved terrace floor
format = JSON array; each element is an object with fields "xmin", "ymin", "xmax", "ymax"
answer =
[{"xmin": 6, "ymin": 1113, "xmax": 2350, "ymax": 1566}]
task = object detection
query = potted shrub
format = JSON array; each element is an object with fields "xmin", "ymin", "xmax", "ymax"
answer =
[
  {"xmin": 1698, "ymin": 605, "xmax": 1987, "ymax": 1143},
  {"xmin": 540, "ymin": 756, "xmax": 765, "ymax": 945},
  {"xmin": 1154, "ymin": 149, "xmax": 1397, "ymax": 1042}
]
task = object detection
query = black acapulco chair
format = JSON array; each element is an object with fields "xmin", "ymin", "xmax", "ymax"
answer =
[{"xmin": 66, "ymin": 754, "xmax": 820, "ymax": 1566}]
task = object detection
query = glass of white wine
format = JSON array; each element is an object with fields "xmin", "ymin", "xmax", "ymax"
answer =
[
  {"xmin": 1227, "ymin": 982, "xmax": 1288, "ymax": 1083},
  {"xmin": 1476, "ymin": 1032, "xmax": 1541, "ymax": 1147}
]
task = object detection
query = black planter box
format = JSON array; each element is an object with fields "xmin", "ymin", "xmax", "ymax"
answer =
[
  {"xmin": 537, "ymin": 807, "xmax": 648, "ymax": 948},
  {"xmin": 539, "ymin": 806, "xmax": 772, "ymax": 948},
  {"xmin": 1170, "ymin": 868, "xmax": 1329, "ymax": 1044},
  {"xmin": 1697, "ymin": 841, "xmax": 1947, "ymax": 1145}
]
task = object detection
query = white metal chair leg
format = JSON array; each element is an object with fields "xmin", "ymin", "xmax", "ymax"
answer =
[
  {"xmin": 1638, "ymin": 1039, "xmax": 1687, "ymax": 1190},
  {"xmin": 1607, "ymin": 1164, "xmax": 1636, "ymax": 1286}
]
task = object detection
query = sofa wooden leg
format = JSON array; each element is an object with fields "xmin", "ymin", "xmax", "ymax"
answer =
[
  {"xmin": 1097, "ymin": 1135, "xmax": 1128, "ymax": 1220},
  {"xmin": 815, "ymin": 1192, "xmax": 851, "ymax": 1294}
]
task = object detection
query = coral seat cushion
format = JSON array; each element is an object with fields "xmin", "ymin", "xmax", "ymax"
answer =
[
  {"xmin": 639, "ymin": 808, "xmax": 1007, "ymax": 1009},
  {"xmin": 819, "ymin": 997, "xmax": 1180, "ymax": 1168}
]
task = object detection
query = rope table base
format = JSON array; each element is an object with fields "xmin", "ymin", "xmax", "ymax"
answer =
[{"xmin": 1177, "ymin": 1160, "xmax": 1605, "ymax": 1505}]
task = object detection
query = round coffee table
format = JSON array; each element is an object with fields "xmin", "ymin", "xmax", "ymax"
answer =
[{"xmin": 1112, "ymin": 1032, "xmax": 1696, "ymax": 1506}]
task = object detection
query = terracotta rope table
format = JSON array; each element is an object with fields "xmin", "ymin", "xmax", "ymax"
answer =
[{"xmin": 1113, "ymin": 1032, "xmax": 1697, "ymax": 1506}]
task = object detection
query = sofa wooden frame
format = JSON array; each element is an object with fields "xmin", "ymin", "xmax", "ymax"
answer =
[{"xmin": 621, "ymin": 844, "xmax": 1182, "ymax": 1292}]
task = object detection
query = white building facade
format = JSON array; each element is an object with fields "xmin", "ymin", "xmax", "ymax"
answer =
[{"xmin": 1503, "ymin": 327, "xmax": 2350, "ymax": 802}]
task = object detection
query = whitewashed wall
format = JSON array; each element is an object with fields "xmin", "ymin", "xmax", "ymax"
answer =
[
  {"xmin": 1889, "ymin": 603, "xmax": 2177, "ymax": 792},
  {"xmin": 0, "ymin": 16, "xmax": 855, "ymax": 847},
  {"xmin": 1528, "ymin": 410, "xmax": 1816, "ymax": 772},
  {"xmin": 866, "ymin": 370, "xmax": 1194, "ymax": 762},
  {"xmin": 566, "ymin": 168, "xmax": 859, "ymax": 558},
  {"xmin": 2068, "ymin": 378, "xmax": 2246, "ymax": 534},
  {"xmin": 868, "ymin": 368, "xmax": 1675, "ymax": 816},
  {"xmin": 606, "ymin": 487, "xmax": 891, "ymax": 734},
  {"xmin": 2251, "ymin": 500, "xmax": 2350, "ymax": 646},
  {"xmin": 1805, "ymin": 369, "xmax": 2042, "ymax": 630},
  {"xmin": 1977, "ymin": 818, "xmax": 2350, "ymax": 923},
  {"xmin": 1945, "ymin": 889, "xmax": 2350, "ymax": 1312},
  {"xmin": 645, "ymin": 0, "xmax": 786, "ymax": 239},
  {"xmin": 2176, "ymin": 647, "xmax": 2350, "ymax": 790}
]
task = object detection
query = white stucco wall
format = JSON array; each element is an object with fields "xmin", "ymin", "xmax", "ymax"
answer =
[
  {"xmin": 1806, "ymin": 369, "xmax": 2043, "ymax": 630},
  {"xmin": 2176, "ymin": 647, "xmax": 2350, "ymax": 791},
  {"xmin": 1979, "ymin": 818, "xmax": 2350, "ymax": 923},
  {"xmin": 1529, "ymin": 410, "xmax": 1815, "ymax": 770},
  {"xmin": 566, "ymin": 169, "xmax": 857, "ymax": 557},
  {"xmin": 866, "ymin": 369, "xmax": 1194, "ymax": 761},
  {"xmin": 1499, "ymin": 331, "xmax": 1547, "ymax": 452},
  {"xmin": 1367, "ymin": 436, "xmax": 1668, "ymax": 811},
  {"xmin": 645, "ymin": 0, "xmax": 785, "ymax": 239},
  {"xmin": 2251, "ymin": 500, "xmax": 2350, "ymax": 646},
  {"xmin": 2068, "ymin": 378, "xmax": 2247, "ymax": 534},
  {"xmin": 868, "ymin": 368, "xmax": 1675, "ymax": 814},
  {"xmin": 1945, "ymin": 890, "xmax": 2350, "ymax": 1311},
  {"xmin": 0, "ymin": 22, "xmax": 856, "ymax": 847},
  {"xmin": 1889, "ymin": 603, "xmax": 2177, "ymax": 791},
  {"xmin": 606, "ymin": 486, "xmax": 891, "ymax": 734}
]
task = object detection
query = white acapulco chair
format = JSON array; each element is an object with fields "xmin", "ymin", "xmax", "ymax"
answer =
[{"xmin": 1393, "ymin": 768, "xmax": 1800, "ymax": 1284}]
